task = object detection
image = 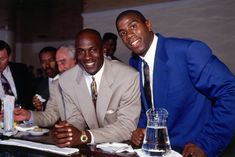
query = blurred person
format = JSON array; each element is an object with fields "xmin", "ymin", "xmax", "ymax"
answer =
[
  {"xmin": 33, "ymin": 46, "xmax": 59, "ymax": 111},
  {"xmin": 12, "ymin": 46, "xmax": 77, "ymax": 128},
  {"xmin": 116, "ymin": 10, "xmax": 235, "ymax": 157},
  {"xmin": 102, "ymin": 32, "xmax": 120, "ymax": 61},
  {"xmin": 0, "ymin": 40, "xmax": 33, "ymax": 109},
  {"xmin": 56, "ymin": 44, "xmax": 77, "ymax": 73}
]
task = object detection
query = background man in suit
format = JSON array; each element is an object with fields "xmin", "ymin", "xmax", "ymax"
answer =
[
  {"xmin": 52, "ymin": 28, "xmax": 140, "ymax": 147},
  {"xmin": 56, "ymin": 44, "xmax": 77, "ymax": 73},
  {"xmin": 102, "ymin": 32, "xmax": 120, "ymax": 61},
  {"xmin": 13, "ymin": 45, "xmax": 77, "ymax": 127},
  {"xmin": 0, "ymin": 40, "xmax": 33, "ymax": 109},
  {"xmin": 116, "ymin": 10, "xmax": 235, "ymax": 157},
  {"xmin": 33, "ymin": 46, "xmax": 59, "ymax": 111}
]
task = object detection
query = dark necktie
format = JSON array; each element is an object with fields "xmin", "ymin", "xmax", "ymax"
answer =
[
  {"xmin": 143, "ymin": 60, "xmax": 153, "ymax": 108},
  {"xmin": 1, "ymin": 73, "xmax": 14, "ymax": 96},
  {"xmin": 91, "ymin": 76, "xmax": 98, "ymax": 107}
]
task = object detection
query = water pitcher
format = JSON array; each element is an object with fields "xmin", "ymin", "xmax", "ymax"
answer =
[{"xmin": 142, "ymin": 108, "xmax": 171, "ymax": 156}]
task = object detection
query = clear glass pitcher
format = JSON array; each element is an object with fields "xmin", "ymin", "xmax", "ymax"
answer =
[{"xmin": 141, "ymin": 108, "xmax": 171, "ymax": 156}]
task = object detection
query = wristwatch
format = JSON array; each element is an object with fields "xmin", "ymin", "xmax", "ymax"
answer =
[{"xmin": 80, "ymin": 131, "xmax": 88, "ymax": 143}]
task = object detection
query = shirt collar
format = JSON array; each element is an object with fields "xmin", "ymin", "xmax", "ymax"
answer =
[
  {"xmin": 49, "ymin": 74, "xmax": 59, "ymax": 82},
  {"xmin": 2, "ymin": 65, "xmax": 10, "ymax": 75},
  {"xmin": 140, "ymin": 34, "xmax": 158, "ymax": 65}
]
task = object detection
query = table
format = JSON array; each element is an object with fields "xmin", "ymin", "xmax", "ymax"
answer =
[{"xmin": 0, "ymin": 130, "xmax": 138, "ymax": 157}]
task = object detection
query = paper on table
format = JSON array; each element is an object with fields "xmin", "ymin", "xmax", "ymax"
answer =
[
  {"xmin": 96, "ymin": 142, "xmax": 134, "ymax": 153},
  {"xmin": 135, "ymin": 149, "xmax": 182, "ymax": 157},
  {"xmin": 0, "ymin": 139, "xmax": 79, "ymax": 156}
]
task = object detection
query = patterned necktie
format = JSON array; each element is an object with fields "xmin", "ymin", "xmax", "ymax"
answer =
[
  {"xmin": 143, "ymin": 60, "xmax": 153, "ymax": 108},
  {"xmin": 1, "ymin": 73, "xmax": 14, "ymax": 96},
  {"xmin": 91, "ymin": 76, "xmax": 98, "ymax": 107}
]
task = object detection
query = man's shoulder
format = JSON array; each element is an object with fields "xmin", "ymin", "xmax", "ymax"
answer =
[
  {"xmin": 158, "ymin": 33, "xmax": 206, "ymax": 48},
  {"xmin": 59, "ymin": 65, "xmax": 80, "ymax": 82},
  {"xmin": 107, "ymin": 59, "xmax": 138, "ymax": 74},
  {"xmin": 9, "ymin": 62, "xmax": 28, "ymax": 70}
]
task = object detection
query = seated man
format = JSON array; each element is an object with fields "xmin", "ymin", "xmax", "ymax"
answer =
[
  {"xmin": 11, "ymin": 45, "xmax": 77, "ymax": 127},
  {"xmin": 0, "ymin": 40, "xmax": 33, "ymax": 109},
  {"xmin": 53, "ymin": 28, "xmax": 141, "ymax": 147},
  {"xmin": 56, "ymin": 44, "xmax": 77, "ymax": 73},
  {"xmin": 14, "ymin": 29, "xmax": 141, "ymax": 147},
  {"xmin": 102, "ymin": 32, "xmax": 120, "ymax": 61},
  {"xmin": 33, "ymin": 46, "xmax": 59, "ymax": 111}
]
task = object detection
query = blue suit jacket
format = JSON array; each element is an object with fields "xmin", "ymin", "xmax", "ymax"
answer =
[{"xmin": 130, "ymin": 33, "xmax": 235, "ymax": 157}]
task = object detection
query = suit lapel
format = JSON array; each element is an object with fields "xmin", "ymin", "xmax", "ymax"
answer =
[
  {"xmin": 75, "ymin": 67, "xmax": 99, "ymax": 129},
  {"xmin": 96, "ymin": 60, "xmax": 113, "ymax": 126},
  {"xmin": 153, "ymin": 34, "xmax": 169, "ymax": 108}
]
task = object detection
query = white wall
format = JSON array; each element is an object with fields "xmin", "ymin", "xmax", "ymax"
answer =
[{"xmin": 82, "ymin": 0, "xmax": 235, "ymax": 74}]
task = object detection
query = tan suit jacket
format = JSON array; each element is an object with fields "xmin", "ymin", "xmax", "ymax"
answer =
[
  {"xmin": 32, "ymin": 80, "xmax": 66, "ymax": 127},
  {"xmin": 59, "ymin": 59, "xmax": 141, "ymax": 143}
]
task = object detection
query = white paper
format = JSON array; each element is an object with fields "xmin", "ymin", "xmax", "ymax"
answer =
[
  {"xmin": 96, "ymin": 142, "xmax": 134, "ymax": 153},
  {"xmin": 35, "ymin": 94, "xmax": 46, "ymax": 102},
  {"xmin": 0, "ymin": 139, "xmax": 79, "ymax": 156}
]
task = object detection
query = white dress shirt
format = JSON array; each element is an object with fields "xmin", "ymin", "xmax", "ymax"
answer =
[{"xmin": 83, "ymin": 61, "xmax": 105, "ymax": 144}]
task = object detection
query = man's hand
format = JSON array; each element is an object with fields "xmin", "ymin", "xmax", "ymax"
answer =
[
  {"xmin": 183, "ymin": 143, "xmax": 207, "ymax": 157},
  {"xmin": 52, "ymin": 121, "xmax": 90, "ymax": 147},
  {"xmin": 0, "ymin": 110, "xmax": 3, "ymax": 121},
  {"xmin": 14, "ymin": 108, "xmax": 31, "ymax": 121},
  {"xmin": 131, "ymin": 128, "xmax": 145, "ymax": 147},
  {"xmin": 32, "ymin": 96, "xmax": 43, "ymax": 111}
]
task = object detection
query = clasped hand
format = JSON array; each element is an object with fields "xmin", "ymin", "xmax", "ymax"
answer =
[{"xmin": 52, "ymin": 121, "xmax": 82, "ymax": 147}]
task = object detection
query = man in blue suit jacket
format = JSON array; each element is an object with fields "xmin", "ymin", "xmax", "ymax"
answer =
[{"xmin": 116, "ymin": 10, "xmax": 235, "ymax": 157}]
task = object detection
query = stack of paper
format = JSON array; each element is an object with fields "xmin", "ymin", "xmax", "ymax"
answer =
[
  {"xmin": 0, "ymin": 139, "xmax": 79, "ymax": 156},
  {"xmin": 96, "ymin": 142, "xmax": 134, "ymax": 153}
]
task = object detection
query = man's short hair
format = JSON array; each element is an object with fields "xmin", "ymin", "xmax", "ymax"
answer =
[
  {"xmin": 38, "ymin": 46, "xmax": 57, "ymax": 58},
  {"xmin": 102, "ymin": 32, "xmax": 117, "ymax": 42}
]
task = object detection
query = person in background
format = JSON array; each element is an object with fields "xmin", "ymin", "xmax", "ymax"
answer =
[
  {"xmin": 51, "ymin": 28, "xmax": 140, "ymax": 147},
  {"xmin": 33, "ymin": 46, "xmax": 59, "ymax": 111},
  {"xmin": 0, "ymin": 40, "xmax": 33, "ymax": 109},
  {"xmin": 56, "ymin": 44, "xmax": 77, "ymax": 73},
  {"xmin": 102, "ymin": 32, "xmax": 120, "ymax": 61},
  {"xmin": 12, "ymin": 45, "xmax": 78, "ymax": 128},
  {"xmin": 116, "ymin": 10, "xmax": 235, "ymax": 157}
]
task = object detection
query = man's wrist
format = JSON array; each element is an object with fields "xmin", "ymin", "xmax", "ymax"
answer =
[{"xmin": 80, "ymin": 131, "xmax": 91, "ymax": 144}]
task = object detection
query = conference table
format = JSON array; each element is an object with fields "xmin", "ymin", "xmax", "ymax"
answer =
[{"xmin": 0, "ymin": 129, "xmax": 139, "ymax": 157}]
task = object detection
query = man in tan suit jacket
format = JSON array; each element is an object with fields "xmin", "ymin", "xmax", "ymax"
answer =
[{"xmin": 52, "ymin": 28, "xmax": 141, "ymax": 147}]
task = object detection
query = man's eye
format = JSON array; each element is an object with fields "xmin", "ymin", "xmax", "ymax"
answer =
[
  {"xmin": 119, "ymin": 31, "xmax": 126, "ymax": 37},
  {"xmin": 90, "ymin": 48, "xmax": 97, "ymax": 53},
  {"xmin": 131, "ymin": 24, "xmax": 137, "ymax": 29},
  {"xmin": 77, "ymin": 49, "xmax": 84, "ymax": 54}
]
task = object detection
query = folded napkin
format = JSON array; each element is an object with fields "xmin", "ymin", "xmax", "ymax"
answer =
[
  {"xmin": 135, "ymin": 149, "xmax": 182, "ymax": 157},
  {"xmin": 0, "ymin": 139, "xmax": 79, "ymax": 156},
  {"xmin": 96, "ymin": 142, "xmax": 134, "ymax": 153}
]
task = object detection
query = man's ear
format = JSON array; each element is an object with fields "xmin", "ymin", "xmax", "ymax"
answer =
[
  {"xmin": 145, "ymin": 20, "xmax": 153, "ymax": 32},
  {"xmin": 8, "ymin": 53, "xmax": 13, "ymax": 62}
]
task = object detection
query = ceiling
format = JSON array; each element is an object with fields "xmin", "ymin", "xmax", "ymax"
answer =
[{"xmin": 0, "ymin": 0, "xmax": 174, "ymax": 43}]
